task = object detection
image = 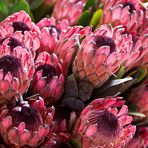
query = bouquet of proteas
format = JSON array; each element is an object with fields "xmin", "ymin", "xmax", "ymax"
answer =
[{"xmin": 0, "ymin": 0, "xmax": 147, "ymax": 147}]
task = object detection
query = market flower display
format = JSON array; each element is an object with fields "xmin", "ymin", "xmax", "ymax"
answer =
[{"xmin": 0, "ymin": 0, "xmax": 147, "ymax": 147}]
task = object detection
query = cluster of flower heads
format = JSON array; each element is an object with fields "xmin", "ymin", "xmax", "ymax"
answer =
[{"xmin": 0, "ymin": 0, "xmax": 147, "ymax": 147}]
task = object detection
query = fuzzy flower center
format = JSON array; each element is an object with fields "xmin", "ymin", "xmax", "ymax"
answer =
[
  {"xmin": 36, "ymin": 64, "xmax": 58, "ymax": 81},
  {"xmin": 49, "ymin": 25, "xmax": 61, "ymax": 36},
  {"xmin": 122, "ymin": 2, "xmax": 135, "ymax": 13},
  {"xmin": 12, "ymin": 21, "xmax": 30, "ymax": 33},
  {"xmin": 0, "ymin": 55, "xmax": 22, "ymax": 77},
  {"xmin": 8, "ymin": 37, "xmax": 23, "ymax": 50},
  {"xmin": 0, "ymin": 37, "xmax": 23, "ymax": 51},
  {"xmin": 9, "ymin": 106, "xmax": 41, "ymax": 131},
  {"xmin": 95, "ymin": 36, "xmax": 116, "ymax": 53},
  {"xmin": 88, "ymin": 110, "xmax": 120, "ymax": 139}
]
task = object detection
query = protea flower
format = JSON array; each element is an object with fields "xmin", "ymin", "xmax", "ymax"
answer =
[
  {"xmin": 127, "ymin": 126, "xmax": 148, "ymax": 148},
  {"xmin": 101, "ymin": 0, "xmax": 145, "ymax": 32},
  {"xmin": 28, "ymin": 51, "xmax": 65, "ymax": 106},
  {"xmin": 36, "ymin": 17, "xmax": 69, "ymax": 54},
  {"xmin": 73, "ymin": 24, "xmax": 135, "ymax": 88},
  {"xmin": 52, "ymin": 0, "xmax": 86, "ymax": 26},
  {"xmin": 0, "ymin": 96, "xmax": 55, "ymax": 147},
  {"xmin": 129, "ymin": 28, "xmax": 148, "ymax": 71},
  {"xmin": 0, "ymin": 11, "xmax": 40, "ymax": 58},
  {"xmin": 72, "ymin": 97, "xmax": 136, "ymax": 148},
  {"xmin": 0, "ymin": 38, "xmax": 35, "ymax": 105},
  {"xmin": 128, "ymin": 80, "xmax": 148, "ymax": 117},
  {"xmin": 0, "ymin": 10, "xmax": 40, "ymax": 35}
]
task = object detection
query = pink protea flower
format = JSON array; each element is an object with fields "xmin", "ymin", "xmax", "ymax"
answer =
[
  {"xmin": 73, "ymin": 24, "xmax": 135, "ymax": 88},
  {"xmin": 52, "ymin": 0, "xmax": 86, "ymax": 26},
  {"xmin": 127, "ymin": 126, "xmax": 148, "ymax": 148},
  {"xmin": 55, "ymin": 26, "xmax": 91, "ymax": 75},
  {"xmin": 28, "ymin": 51, "xmax": 65, "ymax": 106},
  {"xmin": 0, "ymin": 11, "xmax": 40, "ymax": 57},
  {"xmin": 128, "ymin": 80, "xmax": 148, "ymax": 117},
  {"xmin": 0, "ymin": 32, "xmax": 39, "ymax": 59},
  {"xmin": 129, "ymin": 28, "xmax": 148, "ymax": 71},
  {"xmin": 0, "ymin": 39, "xmax": 35, "ymax": 105},
  {"xmin": 101, "ymin": 0, "xmax": 145, "ymax": 32},
  {"xmin": 36, "ymin": 17, "xmax": 69, "ymax": 54},
  {"xmin": 0, "ymin": 10, "xmax": 40, "ymax": 35},
  {"xmin": 72, "ymin": 97, "xmax": 136, "ymax": 148},
  {"xmin": 0, "ymin": 96, "xmax": 55, "ymax": 147}
]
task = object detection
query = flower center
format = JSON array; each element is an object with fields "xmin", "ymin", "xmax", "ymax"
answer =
[
  {"xmin": 122, "ymin": 2, "xmax": 135, "ymax": 13},
  {"xmin": 8, "ymin": 37, "xmax": 23, "ymax": 50},
  {"xmin": 12, "ymin": 21, "xmax": 30, "ymax": 33},
  {"xmin": 88, "ymin": 110, "xmax": 120, "ymax": 139},
  {"xmin": 36, "ymin": 64, "xmax": 58, "ymax": 81},
  {"xmin": 95, "ymin": 36, "xmax": 116, "ymax": 53},
  {"xmin": 9, "ymin": 106, "xmax": 41, "ymax": 131},
  {"xmin": 0, "ymin": 55, "xmax": 22, "ymax": 77},
  {"xmin": 49, "ymin": 25, "xmax": 61, "ymax": 39}
]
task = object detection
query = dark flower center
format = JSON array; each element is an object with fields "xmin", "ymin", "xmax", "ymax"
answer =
[
  {"xmin": 12, "ymin": 21, "xmax": 30, "ymax": 33},
  {"xmin": 88, "ymin": 110, "xmax": 120, "ymax": 139},
  {"xmin": 9, "ymin": 106, "xmax": 41, "ymax": 131},
  {"xmin": 95, "ymin": 36, "xmax": 116, "ymax": 53},
  {"xmin": 8, "ymin": 37, "xmax": 23, "ymax": 51},
  {"xmin": 49, "ymin": 25, "xmax": 61, "ymax": 39},
  {"xmin": 36, "ymin": 64, "xmax": 58, "ymax": 82},
  {"xmin": 0, "ymin": 55, "xmax": 22, "ymax": 77},
  {"xmin": 122, "ymin": 2, "xmax": 135, "ymax": 13}
]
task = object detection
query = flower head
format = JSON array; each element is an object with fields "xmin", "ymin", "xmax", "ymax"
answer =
[
  {"xmin": 0, "ymin": 10, "xmax": 40, "ymax": 35},
  {"xmin": 0, "ymin": 96, "xmax": 55, "ymax": 147},
  {"xmin": 0, "ymin": 38, "xmax": 35, "ymax": 104},
  {"xmin": 127, "ymin": 126, "xmax": 148, "ymax": 148},
  {"xmin": 101, "ymin": 0, "xmax": 146, "ymax": 32},
  {"xmin": 0, "ymin": 11, "xmax": 40, "ymax": 58},
  {"xmin": 36, "ymin": 17, "xmax": 69, "ymax": 54},
  {"xmin": 73, "ymin": 25, "xmax": 134, "ymax": 88},
  {"xmin": 52, "ymin": 0, "xmax": 86, "ymax": 26},
  {"xmin": 28, "ymin": 51, "xmax": 65, "ymax": 106},
  {"xmin": 73, "ymin": 97, "xmax": 136, "ymax": 147}
]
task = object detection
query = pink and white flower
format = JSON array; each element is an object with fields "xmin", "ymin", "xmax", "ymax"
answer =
[{"xmin": 73, "ymin": 97, "xmax": 136, "ymax": 148}]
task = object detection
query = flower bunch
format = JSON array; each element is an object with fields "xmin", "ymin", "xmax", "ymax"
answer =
[{"xmin": 0, "ymin": 0, "xmax": 147, "ymax": 147}]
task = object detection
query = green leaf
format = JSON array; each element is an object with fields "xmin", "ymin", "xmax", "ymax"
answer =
[
  {"xmin": 83, "ymin": 0, "xmax": 95, "ymax": 11},
  {"xmin": 128, "ymin": 112, "xmax": 146, "ymax": 118},
  {"xmin": 128, "ymin": 67, "xmax": 147, "ymax": 84},
  {"xmin": 0, "ymin": 1, "xmax": 8, "ymax": 15},
  {"xmin": 90, "ymin": 9, "xmax": 102, "ymax": 28},
  {"xmin": 77, "ymin": 10, "xmax": 91, "ymax": 27},
  {"xmin": 9, "ymin": 0, "xmax": 30, "ymax": 14},
  {"xmin": 27, "ymin": 0, "xmax": 43, "ymax": 11},
  {"xmin": 116, "ymin": 65, "xmax": 125, "ymax": 79},
  {"xmin": 70, "ymin": 139, "xmax": 82, "ymax": 148},
  {"xmin": 135, "ymin": 67, "xmax": 147, "ymax": 83},
  {"xmin": 92, "ymin": 77, "xmax": 135, "ymax": 98}
]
